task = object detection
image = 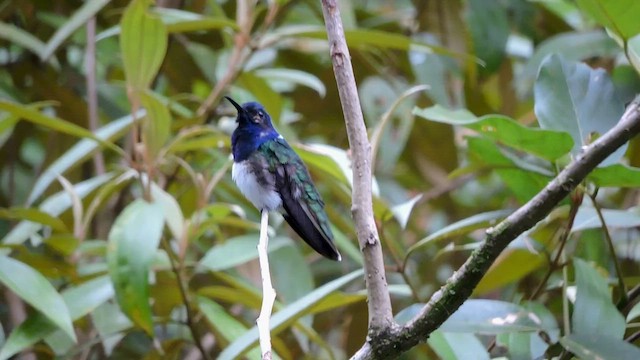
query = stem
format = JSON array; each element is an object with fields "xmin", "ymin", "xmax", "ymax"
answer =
[
  {"xmin": 257, "ymin": 210, "xmax": 276, "ymax": 360},
  {"xmin": 163, "ymin": 238, "xmax": 211, "ymax": 360},
  {"xmin": 588, "ymin": 191, "xmax": 628, "ymax": 304},
  {"xmin": 321, "ymin": 0, "xmax": 394, "ymax": 333}
]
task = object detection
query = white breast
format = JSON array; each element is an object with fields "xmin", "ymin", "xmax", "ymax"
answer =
[{"xmin": 232, "ymin": 161, "xmax": 282, "ymax": 211}]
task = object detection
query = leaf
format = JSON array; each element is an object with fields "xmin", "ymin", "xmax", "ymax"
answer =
[
  {"xmin": 629, "ymin": 34, "xmax": 640, "ymax": 75},
  {"xmin": 572, "ymin": 258, "xmax": 625, "ymax": 339},
  {"xmin": 414, "ymin": 105, "xmax": 574, "ymax": 161},
  {"xmin": 405, "ymin": 209, "xmax": 512, "ymax": 260},
  {"xmin": 120, "ymin": 0, "xmax": 168, "ymax": 91},
  {"xmin": 0, "ymin": 256, "xmax": 75, "ymax": 342},
  {"xmin": 140, "ymin": 92, "xmax": 171, "ymax": 160},
  {"xmin": 576, "ymin": 0, "xmax": 640, "ymax": 41},
  {"xmin": 91, "ymin": 302, "xmax": 132, "ymax": 355},
  {"xmin": 572, "ymin": 206, "xmax": 640, "ymax": 232},
  {"xmin": 0, "ymin": 208, "xmax": 67, "ymax": 232},
  {"xmin": 560, "ymin": 333, "xmax": 640, "ymax": 360},
  {"xmin": 40, "ymin": 0, "xmax": 111, "ymax": 61},
  {"xmin": 26, "ymin": 112, "xmax": 138, "ymax": 206},
  {"xmin": 534, "ymin": 54, "xmax": 626, "ymax": 166},
  {"xmin": 199, "ymin": 235, "xmax": 290, "ymax": 272},
  {"xmin": 0, "ymin": 276, "xmax": 114, "ymax": 360},
  {"xmin": 198, "ymin": 297, "xmax": 267, "ymax": 359},
  {"xmin": 0, "ymin": 21, "xmax": 47, "ymax": 58},
  {"xmin": 218, "ymin": 269, "xmax": 363, "ymax": 360},
  {"xmin": 390, "ymin": 194, "xmax": 422, "ymax": 229},
  {"xmin": 589, "ymin": 164, "xmax": 640, "ymax": 187},
  {"xmin": 428, "ymin": 331, "xmax": 490, "ymax": 360},
  {"xmin": 475, "ymin": 246, "xmax": 546, "ymax": 295},
  {"xmin": 0, "ymin": 101, "xmax": 125, "ymax": 156},
  {"xmin": 517, "ymin": 31, "xmax": 619, "ymax": 96},
  {"xmin": 465, "ymin": 0, "xmax": 509, "ymax": 73},
  {"xmin": 150, "ymin": 182, "xmax": 184, "ymax": 241},
  {"xmin": 254, "ymin": 68, "xmax": 326, "ymax": 97},
  {"xmin": 107, "ymin": 199, "xmax": 165, "ymax": 335},
  {"xmin": 2, "ymin": 173, "xmax": 115, "ymax": 245}
]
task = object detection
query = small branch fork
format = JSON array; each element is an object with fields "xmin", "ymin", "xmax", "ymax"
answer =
[{"xmin": 257, "ymin": 210, "xmax": 276, "ymax": 360}]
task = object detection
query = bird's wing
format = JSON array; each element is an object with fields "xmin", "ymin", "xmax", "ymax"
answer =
[{"xmin": 265, "ymin": 138, "xmax": 341, "ymax": 261}]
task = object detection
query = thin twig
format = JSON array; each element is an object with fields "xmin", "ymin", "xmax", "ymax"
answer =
[
  {"xmin": 86, "ymin": 16, "xmax": 105, "ymax": 175},
  {"xmin": 163, "ymin": 238, "xmax": 211, "ymax": 360},
  {"xmin": 257, "ymin": 210, "xmax": 276, "ymax": 359},
  {"xmin": 321, "ymin": 0, "xmax": 395, "ymax": 334},
  {"xmin": 588, "ymin": 191, "xmax": 628, "ymax": 305}
]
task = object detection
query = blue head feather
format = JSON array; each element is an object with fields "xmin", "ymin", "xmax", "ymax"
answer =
[{"xmin": 226, "ymin": 97, "xmax": 280, "ymax": 161}]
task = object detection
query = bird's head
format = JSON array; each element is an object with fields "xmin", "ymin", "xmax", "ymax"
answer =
[
  {"xmin": 225, "ymin": 96, "xmax": 275, "ymax": 131},
  {"xmin": 226, "ymin": 96, "xmax": 279, "ymax": 161}
]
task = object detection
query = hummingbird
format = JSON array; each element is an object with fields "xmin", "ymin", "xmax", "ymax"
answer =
[{"xmin": 226, "ymin": 96, "xmax": 342, "ymax": 261}]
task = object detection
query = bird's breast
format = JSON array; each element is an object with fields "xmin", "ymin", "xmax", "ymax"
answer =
[{"xmin": 232, "ymin": 160, "xmax": 282, "ymax": 211}]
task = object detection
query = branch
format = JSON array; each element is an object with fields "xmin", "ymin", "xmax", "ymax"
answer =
[
  {"xmin": 257, "ymin": 210, "xmax": 276, "ymax": 360},
  {"xmin": 352, "ymin": 96, "xmax": 640, "ymax": 359},
  {"xmin": 320, "ymin": 0, "xmax": 394, "ymax": 332}
]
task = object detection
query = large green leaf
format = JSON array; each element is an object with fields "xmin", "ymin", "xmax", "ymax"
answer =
[
  {"xmin": 27, "ymin": 112, "xmax": 138, "ymax": 205},
  {"xmin": 572, "ymin": 258, "xmax": 625, "ymax": 339},
  {"xmin": 588, "ymin": 164, "xmax": 640, "ymax": 187},
  {"xmin": 120, "ymin": 0, "xmax": 168, "ymax": 91},
  {"xmin": 0, "ymin": 207, "xmax": 67, "ymax": 232},
  {"xmin": 199, "ymin": 235, "xmax": 290, "ymax": 272},
  {"xmin": 0, "ymin": 256, "xmax": 75, "ymax": 343},
  {"xmin": 0, "ymin": 101, "xmax": 124, "ymax": 156},
  {"xmin": 534, "ymin": 54, "xmax": 626, "ymax": 166},
  {"xmin": 40, "ymin": 0, "xmax": 111, "ymax": 60},
  {"xmin": 560, "ymin": 333, "xmax": 640, "ymax": 359},
  {"xmin": 0, "ymin": 276, "xmax": 114, "ymax": 360},
  {"xmin": 140, "ymin": 92, "xmax": 171, "ymax": 160},
  {"xmin": 405, "ymin": 209, "xmax": 512, "ymax": 261},
  {"xmin": 465, "ymin": 0, "xmax": 509, "ymax": 73},
  {"xmin": 576, "ymin": 0, "xmax": 640, "ymax": 41},
  {"xmin": 2, "ymin": 173, "xmax": 115, "ymax": 245},
  {"xmin": 414, "ymin": 105, "xmax": 574, "ymax": 161},
  {"xmin": 107, "ymin": 199, "xmax": 164, "ymax": 335},
  {"xmin": 428, "ymin": 331, "xmax": 490, "ymax": 360},
  {"xmin": 218, "ymin": 269, "xmax": 363, "ymax": 360}
]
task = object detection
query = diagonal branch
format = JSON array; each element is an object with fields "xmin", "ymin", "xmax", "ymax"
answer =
[
  {"xmin": 351, "ymin": 96, "xmax": 640, "ymax": 359},
  {"xmin": 320, "ymin": 0, "xmax": 395, "ymax": 333}
]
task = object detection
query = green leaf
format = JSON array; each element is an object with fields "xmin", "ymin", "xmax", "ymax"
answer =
[
  {"xmin": 534, "ymin": 54, "xmax": 626, "ymax": 166},
  {"xmin": 517, "ymin": 31, "xmax": 618, "ymax": 96},
  {"xmin": 390, "ymin": 194, "xmax": 422, "ymax": 229},
  {"xmin": 107, "ymin": 199, "xmax": 165, "ymax": 335},
  {"xmin": 198, "ymin": 297, "xmax": 267, "ymax": 359},
  {"xmin": 199, "ymin": 235, "xmax": 290, "ymax": 272},
  {"xmin": 476, "ymin": 247, "xmax": 546, "ymax": 295},
  {"xmin": 0, "ymin": 21, "xmax": 47, "ymax": 58},
  {"xmin": 150, "ymin": 182, "xmax": 184, "ymax": 241},
  {"xmin": 572, "ymin": 258, "xmax": 625, "ymax": 339},
  {"xmin": 40, "ymin": 0, "xmax": 111, "ymax": 61},
  {"xmin": 218, "ymin": 269, "xmax": 363, "ymax": 360},
  {"xmin": 576, "ymin": 0, "xmax": 640, "ymax": 41},
  {"xmin": 2, "ymin": 173, "xmax": 115, "ymax": 245},
  {"xmin": 0, "ymin": 207, "xmax": 67, "ymax": 232},
  {"xmin": 428, "ymin": 331, "xmax": 490, "ymax": 360},
  {"xmin": 254, "ymin": 68, "xmax": 326, "ymax": 97},
  {"xmin": 572, "ymin": 206, "xmax": 640, "ymax": 232},
  {"xmin": 0, "ymin": 256, "xmax": 75, "ymax": 342},
  {"xmin": 27, "ymin": 112, "xmax": 138, "ymax": 206},
  {"xmin": 629, "ymin": 34, "xmax": 640, "ymax": 74},
  {"xmin": 414, "ymin": 105, "xmax": 574, "ymax": 161},
  {"xmin": 91, "ymin": 302, "xmax": 132, "ymax": 355},
  {"xmin": 120, "ymin": 0, "xmax": 168, "ymax": 91},
  {"xmin": 140, "ymin": 92, "xmax": 171, "ymax": 160},
  {"xmin": 588, "ymin": 164, "xmax": 640, "ymax": 187},
  {"xmin": 560, "ymin": 333, "xmax": 640, "ymax": 360},
  {"xmin": 0, "ymin": 276, "xmax": 114, "ymax": 360},
  {"xmin": 465, "ymin": 0, "xmax": 509, "ymax": 73},
  {"xmin": 406, "ymin": 209, "xmax": 512, "ymax": 260},
  {"xmin": 0, "ymin": 101, "xmax": 125, "ymax": 156}
]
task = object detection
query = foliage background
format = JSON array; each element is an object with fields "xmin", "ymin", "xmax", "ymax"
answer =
[{"xmin": 2, "ymin": 0, "xmax": 640, "ymax": 359}]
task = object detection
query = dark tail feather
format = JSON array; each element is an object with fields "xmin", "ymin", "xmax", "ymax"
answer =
[{"xmin": 283, "ymin": 213, "xmax": 341, "ymax": 261}]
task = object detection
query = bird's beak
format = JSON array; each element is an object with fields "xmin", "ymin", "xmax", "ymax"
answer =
[{"xmin": 225, "ymin": 96, "xmax": 244, "ymax": 116}]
